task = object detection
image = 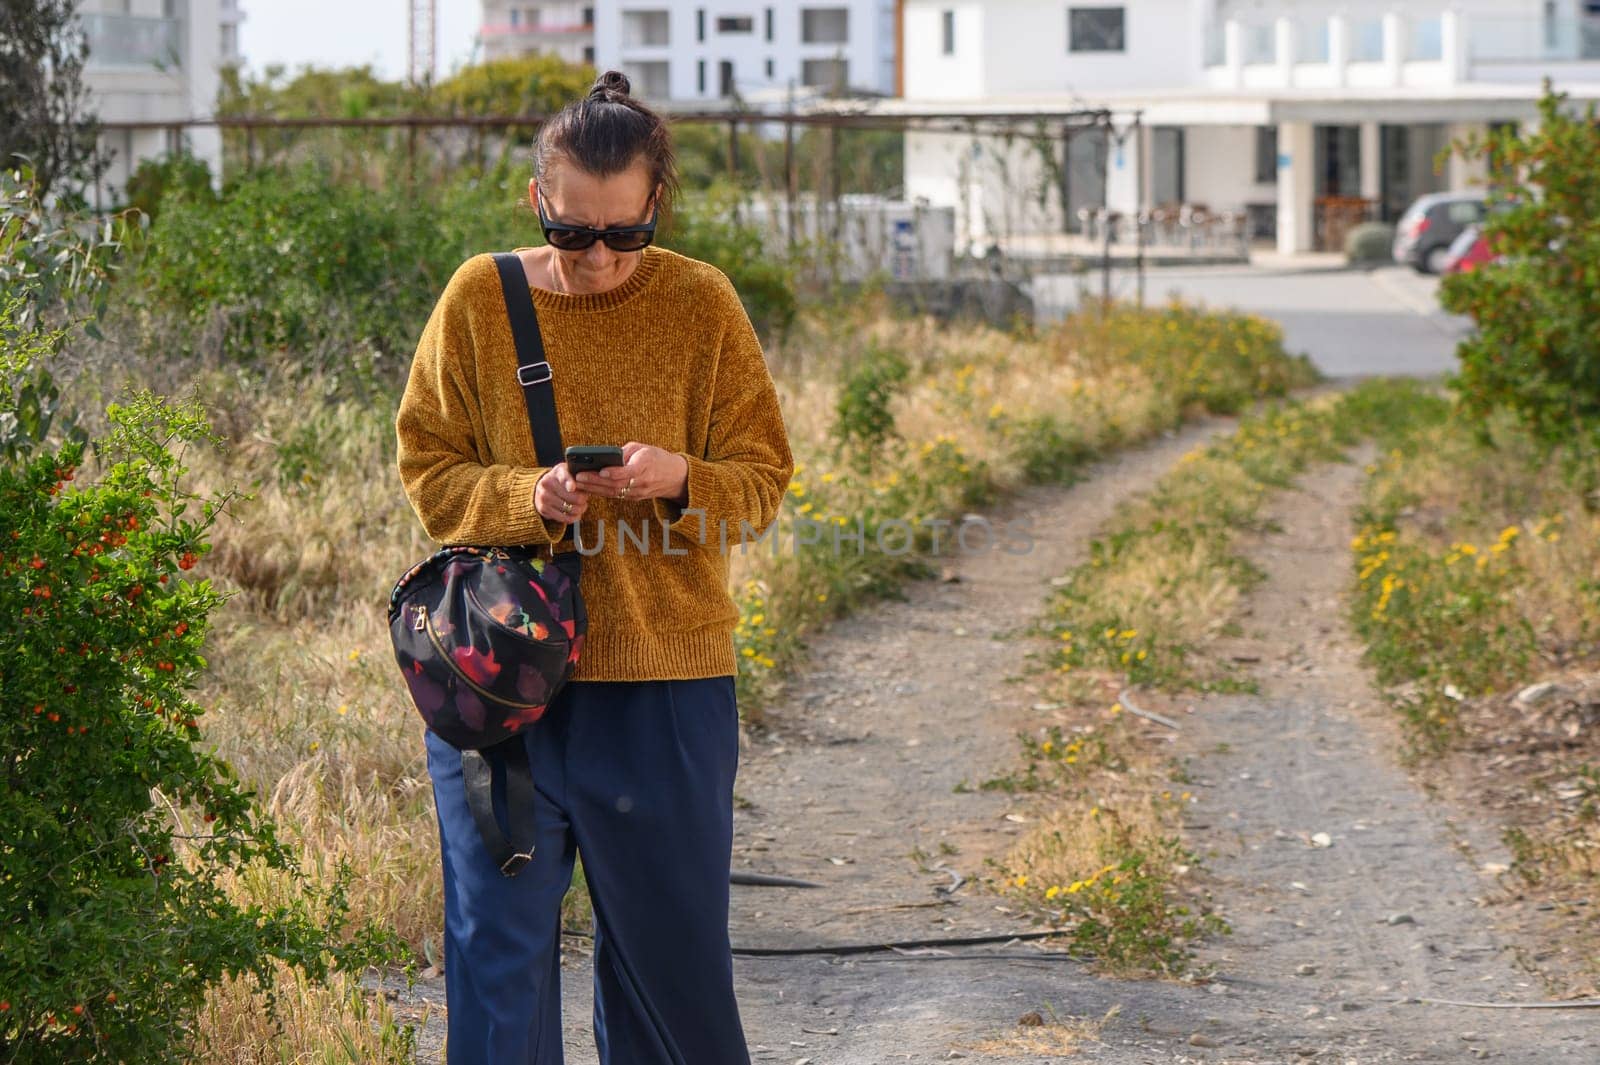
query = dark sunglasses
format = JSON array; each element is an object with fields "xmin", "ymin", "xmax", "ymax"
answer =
[{"xmin": 536, "ymin": 193, "xmax": 658, "ymax": 252}]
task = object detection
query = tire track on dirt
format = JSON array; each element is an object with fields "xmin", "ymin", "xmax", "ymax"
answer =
[{"xmin": 1166, "ymin": 458, "xmax": 1594, "ymax": 1063}]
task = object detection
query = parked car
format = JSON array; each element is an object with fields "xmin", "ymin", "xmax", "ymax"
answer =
[
  {"xmin": 1442, "ymin": 224, "xmax": 1500, "ymax": 274},
  {"xmin": 1392, "ymin": 192, "xmax": 1487, "ymax": 275}
]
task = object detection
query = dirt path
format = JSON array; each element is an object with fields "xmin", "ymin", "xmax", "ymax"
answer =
[
  {"xmin": 403, "ymin": 424, "xmax": 1597, "ymax": 1063},
  {"xmin": 1162, "ymin": 460, "xmax": 1592, "ymax": 1063}
]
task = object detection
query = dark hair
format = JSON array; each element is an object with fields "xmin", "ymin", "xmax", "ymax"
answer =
[{"xmin": 532, "ymin": 71, "xmax": 680, "ymax": 227}]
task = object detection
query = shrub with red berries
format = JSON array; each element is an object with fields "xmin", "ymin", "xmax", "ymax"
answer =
[{"xmin": 0, "ymin": 172, "xmax": 395, "ymax": 1063}]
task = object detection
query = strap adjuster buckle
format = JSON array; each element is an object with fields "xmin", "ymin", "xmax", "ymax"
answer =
[{"xmin": 516, "ymin": 361, "xmax": 553, "ymax": 386}]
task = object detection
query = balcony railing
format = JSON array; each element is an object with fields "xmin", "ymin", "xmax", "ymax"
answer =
[
  {"xmin": 481, "ymin": 21, "xmax": 594, "ymax": 37},
  {"xmin": 82, "ymin": 13, "xmax": 185, "ymax": 71},
  {"xmin": 1203, "ymin": 10, "xmax": 1600, "ymax": 87},
  {"xmin": 1469, "ymin": 16, "xmax": 1600, "ymax": 62}
]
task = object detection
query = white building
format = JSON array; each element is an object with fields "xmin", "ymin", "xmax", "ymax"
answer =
[
  {"xmin": 896, "ymin": 0, "xmax": 1600, "ymax": 256},
  {"xmin": 79, "ymin": 0, "xmax": 236, "ymax": 208},
  {"xmin": 480, "ymin": 2, "xmax": 598, "ymax": 66},
  {"xmin": 594, "ymin": 0, "xmax": 897, "ymax": 103}
]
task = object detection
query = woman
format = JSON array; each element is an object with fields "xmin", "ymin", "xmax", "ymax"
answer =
[{"xmin": 394, "ymin": 70, "xmax": 793, "ymax": 1064}]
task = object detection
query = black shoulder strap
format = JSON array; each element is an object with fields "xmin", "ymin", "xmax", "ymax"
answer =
[
  {"xmin": 490, "ymin": 252, "xmax": 577, "ymax": 554},
  {"xmin": 459, "ymin": 254, "xmax": 575, "ymax": 881},
  {"xmin": 491, "ymin": 253, "xmax": 566, "ymax": 471},
  {"xmin": 461, "ymin": 744, "xmax": 539, "ymax": 877}
]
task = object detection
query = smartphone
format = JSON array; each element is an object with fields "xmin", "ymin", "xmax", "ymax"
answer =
[{"xmin": 564, "ymin": 445, "xmax": 625, "ymax": 474}]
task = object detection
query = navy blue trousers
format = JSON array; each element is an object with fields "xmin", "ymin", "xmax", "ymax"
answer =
[{"xmin": 423, "ymin": 676, "xmax": 750, "ymax": 1065}]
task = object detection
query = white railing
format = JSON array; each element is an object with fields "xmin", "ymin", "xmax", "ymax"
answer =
[
  {"xmin": 1201, "ymin": 10, "xmax": 1600, "ymax": 87},
  {"xmin": 1469, "ymin": 16, "xmax": 1600, "ymax": 62},
  {"xmin": 81, "ymin": 13, "xmax": 185, "ymax": 71}
]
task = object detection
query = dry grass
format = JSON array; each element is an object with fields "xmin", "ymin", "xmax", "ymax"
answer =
[
  {"xmin": 194, "ymin": 967, "xmax": 419, "ymax": 1064},
  {"xmin": 958, "ymin": 1003, "xmax": 1119, "ymax": 1057}
]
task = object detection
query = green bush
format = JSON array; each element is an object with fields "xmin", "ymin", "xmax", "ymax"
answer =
[
  {"xmin": 123, "ymin": 151, "xmax": 216, "ymax": 222},
  {"xmin": 662, "ymin": 185, "xmax": 797, "ymax": 339},
  {"xmin": 1440, "ymin": 85, "xmax": 1600, "ymax": 462},
  {"xmin": 832, "ymin": 341, "xmax": 909, "ymax": 468},
  {"xmin": 130, "ymin": 160, "xmax": 455, "ymax": 372},
  {"xmin": 0, "ymin": 181, "xmax": 393, "ymax": 1064},
  {"xmin": 128, "ymin": 162, "xmax": 797, "ymax": 379},
  {"xmin": 1345, "ymin": 222, "xmax": 1395, "ymax": 265}
]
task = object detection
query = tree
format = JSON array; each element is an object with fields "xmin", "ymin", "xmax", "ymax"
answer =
[
  {"xmin": 1440, "ymin": 84, "xmax": 1600, "ymax": 465},
  {"xmin": 0, "ymin": 0, "xmax": 109, "ymax": 202},
  {"xmin": 431, "ymin": 53, "xmax": 595, "ymax": 118}
]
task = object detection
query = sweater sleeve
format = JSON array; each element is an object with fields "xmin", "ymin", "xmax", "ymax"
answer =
[
  {"xmin": 653, "ymin": 276, "xmax": 794, "ymax": 545},
  {"xmin": 395, "ymin": 261, "xmax": 568, "ymax": 546}
]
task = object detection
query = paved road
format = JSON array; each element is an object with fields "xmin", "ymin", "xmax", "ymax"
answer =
[{"xmin": 1031, "ymin": 263, "xmax": 1470, "ymax": 379}]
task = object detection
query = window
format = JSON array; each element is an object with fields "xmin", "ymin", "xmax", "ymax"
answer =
[
  {"xmin": 622, "ymin": 9, "xmax": 670, "ymax": 46},
  {"xmin": 764, "ymin": 6, "xmax": 773, "ymax": 41},
  {"xmin": 697, "ymin": 8, "xmax": 706, "ymax": 41},
  {"xmin": 1408, "ymin": 16, "xmax": 1443, "ymax": 61},
  {"xmin": 801, "ymin": 7, "xmax": 848, "ymax": 44},
  {"xmin": 527, "ymin": 7, "xmax": 541, "ymax": 26},
  {"xmin": 1068, "ymin": 7, "xmax": 1124, "ymax": 52},
  {"xmin": 584, "ymin": 44, "xmax": 596, "ymax": 63},
  {"xmin": 717, "ymin": 15, "xmax": 753, "ymax": 33},
  {"xmin": 1254, "ymin": 126, "xmax": 1278, "ymax": 183},
  {"xmin": 1242, "ymin": 22, "xmax": 1274, "ymax": 64},
  {"xmin": 583, "ymin": 6, "xmax": 594, "ymax": 25},
  {"xmin": 1351, "ymin": 18, "xmax": 1383, "ymax": 61},
  {"xmin": 162, "ymin": 0, "xmax": 179, "ymax": 17},
  {"xmin": 719, "ymin": 59, "xmax": 734, "ymax": 95},
  {"xmin": 941, "ymin": 9, "xmax": 954, "ymax": 55},
  {"xmin": 510, "ymin": 7, "xmax": 520, "ymax": 26},
  {"xmin": 628, "ymin": 60, "xmax": 670, "ymax": 98},
  {"xmin": 698, "ymin": 58, "xmax": 706, "ymax": 93},
  {"xmin": 765, "ymin": 56, "xmax": 774, "ymax": 77},
  {"xmin": 801, "ymin": 56, "xmax": 847, "ymax": 88}
]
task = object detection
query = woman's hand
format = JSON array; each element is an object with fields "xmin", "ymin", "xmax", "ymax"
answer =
[
  {"xmin": 572, "ymin": 442, "xmax": 689, "ymax": 504},
  {"xmin": 534, "ymin": 462, "xmax": 591, "ymax": 524}
]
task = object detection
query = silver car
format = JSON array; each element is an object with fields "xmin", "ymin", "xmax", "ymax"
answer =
[{"xmin": 1392, "ymin": 192, "xmax": 1488, "ymax": 275}]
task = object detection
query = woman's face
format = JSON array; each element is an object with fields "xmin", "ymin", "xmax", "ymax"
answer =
[{"xmin": 531, "ymin": 159, "xmax": 657, "ymax": 292}]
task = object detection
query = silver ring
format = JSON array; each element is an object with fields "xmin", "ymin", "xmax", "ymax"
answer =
[{"xmin": 562, "ymin": 499, "xmax": 572, "ymax": 513}]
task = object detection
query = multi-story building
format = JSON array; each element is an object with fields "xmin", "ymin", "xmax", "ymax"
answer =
[
  {"xmin": 592, "ymin": 0, "xmax": 897, "ymax": 104},
  {"xmin": 480, "ymin": 2, "xmax": 598, "ymax": 66},
  {"xmin": 78, "ymin": 0, "xmax": 233, "ymax": 208},
  {"xmin": 896, "ymin": 0, "xmax": 1600, "ymax": 256}
]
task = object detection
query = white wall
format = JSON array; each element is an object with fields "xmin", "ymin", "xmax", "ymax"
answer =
[
  {"xmin": 905, "ymin": 126, "xmax": 1067, "ymax": 252},
  {"xmin": 1184, "ymin": 125, "xmax": 1274, "ymax": 211},
  {"xmin": 984, "ymin": 0, "xmax": 1203, "ymax": 95},
  {"xmin": 902, "ymin": 2, "xmax": 984, "ymax": 99}
]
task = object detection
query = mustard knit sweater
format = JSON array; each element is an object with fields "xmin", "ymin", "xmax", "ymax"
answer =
[{"xmin": 395, "ymin": 245, "xmax": 795, "ymax": 681}]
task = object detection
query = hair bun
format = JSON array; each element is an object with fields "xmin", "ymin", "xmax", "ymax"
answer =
[{"xmin": 589, "ymin": 70, "xmax": 631, "ymax": 101}]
